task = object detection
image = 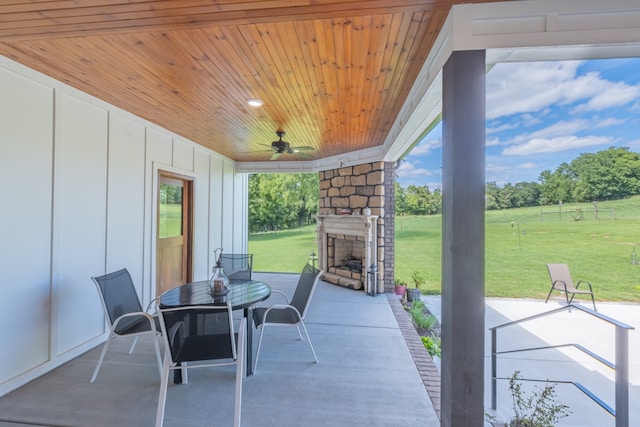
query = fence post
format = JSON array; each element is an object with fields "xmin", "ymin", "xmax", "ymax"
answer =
[{"xmin": 615, "ymin": 326, "xmax": 629, "ymax": 427}]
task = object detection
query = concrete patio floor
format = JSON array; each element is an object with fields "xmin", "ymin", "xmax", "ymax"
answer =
[
  {"xmin": 0, "ymin": 271, "xmax": 637, "ymax": 426},
  {"xmin": 0, "ymin": 272, "xmax": 439, "ymax": 427}
]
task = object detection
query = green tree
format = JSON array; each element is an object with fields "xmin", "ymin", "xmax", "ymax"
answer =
[
  {"xmin": 248, "ymin": 173, "xmax": 319, "ymax": 232},
  {"xmin": 570, "ymin": 147, "xmax": 640, "ymax": 201},
  {"xmin": 485, "ymin": 182, "xmax": 500, "ymax": 210},
  {"xmin": 538, "ymin": 163, "xmax": 575, "ymax": 205},
  {"xmin": 395, "ymin": 182, "xmax": 408, "ymax": 215}
]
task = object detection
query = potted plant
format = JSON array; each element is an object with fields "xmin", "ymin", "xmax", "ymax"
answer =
[
  {"xmin": 394, "ymin": 279, "xmax": 407, "ymax": 298},
  {"xmin": 406, "ymin": 270, "xmax": 425, "ymax": 302}
]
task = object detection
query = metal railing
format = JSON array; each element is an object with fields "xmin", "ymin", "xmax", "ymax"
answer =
[{"xmin": 489, "ymin": 304, "xmax": 634, "ymax": 427}]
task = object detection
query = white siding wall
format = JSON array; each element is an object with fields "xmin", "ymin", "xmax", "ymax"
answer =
[{"xmin": 0, "ymin": 56, "xmax": 248, "ymax": 397}]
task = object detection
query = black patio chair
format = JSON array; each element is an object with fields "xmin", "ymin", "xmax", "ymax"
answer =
[
  {"xmin": 155, "ymin": 303, "xmax": 245, "ymax": 427},
  {"xmin": 90, "ymin": 268, "xmax": 162, "ymax": 383},
  {"xmin": 220, "ymin": 253, "xmax": 254, "ymax": 280},
  {"xmin": 252, "ymin": 263, "xmax": 322, "ymax": 372}
]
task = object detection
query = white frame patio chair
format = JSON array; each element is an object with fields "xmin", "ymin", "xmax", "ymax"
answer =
[
  {"xmin": 90, "ymin": 268, "xmax": 162, "ymax": 383},
  {"xmin": 546, "ymin": 263, "xmax": 597, "ymax": 311},
  {"xmin": 155, "ymin": 303, "xmax": 246, "ymax": 427},
  {"xmin": 252, "ymin": 263, "xmax": 322, "ymax": 372}
]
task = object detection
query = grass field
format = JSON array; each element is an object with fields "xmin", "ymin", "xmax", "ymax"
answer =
[{"xmin": 249, "ymin": 196, "xmax": 640, "ymax": 302}]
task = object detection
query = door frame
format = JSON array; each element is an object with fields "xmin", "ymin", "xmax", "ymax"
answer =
[{"xmin": 151, "ymin": 164, "xmax": 195, "ymax": 297}]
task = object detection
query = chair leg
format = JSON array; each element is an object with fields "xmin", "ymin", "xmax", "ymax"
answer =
[
  {"xmin": 544, "ymin": 286, "xmax": 554, "ymax": 304},
  {"xmin": 299, "ymin": 321, "xmax": 318, "ymax": 363},
  {"xmin": 90, "ymin": 334, "xmax": 114, "ymax": 383},
  {"xmin": 128, "ymin": 335, "xmax": 140, "ymax": 354},
  {"xmin": 181, "ymin": 363, "xmax": 188, "ymax": 384},
  {"xmin": 254, "ymin": 324, "xmax": 267, "ymax": 373},
  {"xmin": 152, "ymin": 334, "xmax": 163, "ymax": 378},
  {"xmin": 155, "ymin": 358, "xmax": 170, "ymax": 427},
  {"xmin": 234, "ymin": 318, "xmax": 246, "ymax": 427},
  {"xmin": 591, "ymin": 294, "xmax": 597, "ymax": 311},
  {"xmin": 295, "ymin": 325, "xmax": 304, "ymax": 340}
]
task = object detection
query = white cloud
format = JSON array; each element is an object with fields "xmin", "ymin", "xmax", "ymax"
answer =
[
  {"xmin": 486, "ymin": 137, "xmax": 500, "ymax": 147},
  {"xmin": 517, "ymin": 161, "xmax": 538, "ymax": 169},
  {"xmin": 502, "ymin": 135, "xmax": 612, "ymax": 156},
  {"xmin": 573, "ymin": 79, "xmax": 640, "ymax": 112},
  {"xmin": 487, "ymin": 121, "xmax": 519, "ymax": 134},
  {"xmin": 625, "ymin": 138, "xmax": 640, "ymax": 150},
  {"xmin": 396, "ymin": 160, "xmax": 433, "ymax": 178},
  {"xmin": 595, "ymin": 117, "xmax": 626, "ymax": 128},
  {"xmin": 407, "ymin": 137, "xmax": 441, "ymax": 157},
  {"xmin": 486, "ymin": 61, "xmax": 640, "ymax": 119},
  {"xmin": 499, "ymin": 118, "xmax": 604, "ymax": 146},
  {"xmin": 487, "ymin": 61, "xmax": 584, "ymax": 119}
]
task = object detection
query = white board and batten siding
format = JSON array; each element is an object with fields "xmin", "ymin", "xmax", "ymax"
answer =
[{"xmin": 0, "ymin": 56, "xmax": 249, "ymax": 397}]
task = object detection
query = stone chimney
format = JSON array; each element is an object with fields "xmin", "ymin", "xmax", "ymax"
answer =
[{"xmin": 318, "ymin": 161, "xmax": 395, "ymax": 292}]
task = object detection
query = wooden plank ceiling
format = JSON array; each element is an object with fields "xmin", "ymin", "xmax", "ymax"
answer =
[{"xmin": 0, "ymin": 0, "xmax": 503, "ymax": 163}]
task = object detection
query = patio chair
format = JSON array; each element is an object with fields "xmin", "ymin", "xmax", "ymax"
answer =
[
  {"xmin": 546, "ymin": 263, "xmax": 597, "ymax": 311},
  {"xmin": 252, "ymin": 263, "xmax": 322, "ymax": 372},
  {"xmin": 221, "ymin": 253, "xmax": 254, "ymax": 281},
  {"xmin": 155, "ymin": 304, "xmax": 245, "ymax": 427},
  {"xmin": 90, "ymin": 268, "xmax": 163, "ymax": 383}
]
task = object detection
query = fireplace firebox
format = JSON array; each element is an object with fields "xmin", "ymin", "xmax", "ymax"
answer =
[{"xmin": 317, "ymin": 214, "xmax": 380, "ymax": 292}]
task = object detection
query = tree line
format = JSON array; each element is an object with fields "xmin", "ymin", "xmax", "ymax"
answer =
[
  {"xmin": 397, "ymin": 147, "xmax": 640, "ymax": 214},
  {"xmin": 248, "ymin": 173, "xmax": 318, "ymax": 232},
  {"xmin": 249, "ymin": 147, "xmax": 640, "ymax": 230}
]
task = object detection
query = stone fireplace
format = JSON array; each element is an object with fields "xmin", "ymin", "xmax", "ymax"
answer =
[{"xmin": 317, "ymin": 161, "xmax": 395, "ymax": 293}]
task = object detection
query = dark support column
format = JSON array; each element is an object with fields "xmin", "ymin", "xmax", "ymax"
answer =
[{"xmin": 441, "ymin": 50, "xmax": 486, "ymax": 427}]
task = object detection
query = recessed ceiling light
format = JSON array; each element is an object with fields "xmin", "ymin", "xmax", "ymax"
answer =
[{"xmin": 247, "ymin": 98, "xmax": 263, "ymax": 107}]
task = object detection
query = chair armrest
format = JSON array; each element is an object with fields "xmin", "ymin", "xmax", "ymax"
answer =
[
  {"xmin": 576, "ymin": 280, "xmax": 593, "ymax": 291},
  {"xmin": 552, "ymin": 280, "xmax": 568, "ymax": 292},
  {"xmin": 112, "ymin": 311, "xmax": 158, "ymax": 333},
  {"xmin": 269, "ymin": 289, "xmax": 291, "ymax": 304},
  {"xmin": 260, "ymin": 304, "xmax": 303, "ymax": 323},
  {"xmin": 146, "ymin": 296, "xmax": 161, "ymax": 314}
]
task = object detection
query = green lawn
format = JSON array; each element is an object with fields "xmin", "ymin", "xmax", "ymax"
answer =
[{"xmin": 249, "ymin": 196, "xmax": 640, "ymax": 302}]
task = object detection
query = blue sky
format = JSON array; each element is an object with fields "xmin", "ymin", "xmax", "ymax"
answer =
[{"xmin": 396, "ymin": 58, "xmax": 640, "ymax": 189}]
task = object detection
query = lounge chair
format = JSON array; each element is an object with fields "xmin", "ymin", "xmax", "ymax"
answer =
[{"xmin": 545, "ymin": 263, "xmax": 597, "ymax": 311}]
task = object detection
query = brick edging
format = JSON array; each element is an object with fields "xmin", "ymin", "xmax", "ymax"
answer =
[{"xmin": 387, "ymin": 294, "xmax": 441, "ymax": 419}]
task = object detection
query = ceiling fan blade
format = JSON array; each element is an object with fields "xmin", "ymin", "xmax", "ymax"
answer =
[
  {"xmin": 291, "ymin": 146, "xmax": 314, "ymax": 152},
  {"xmin": 271, "ymin": 152, "xmax": 281, "ymax": 160}
]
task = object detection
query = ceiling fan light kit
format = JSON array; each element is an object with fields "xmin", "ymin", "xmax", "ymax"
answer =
[{"xmin": 267, "ymin": 130, "xmax": 314, "ymax": 160}]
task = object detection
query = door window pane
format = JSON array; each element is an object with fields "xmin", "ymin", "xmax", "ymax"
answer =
[{"xmin": 159, "ymin": 183, "xmax": 183, "ymax": 238}]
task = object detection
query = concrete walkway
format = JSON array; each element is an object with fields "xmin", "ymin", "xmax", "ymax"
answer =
[{"xmin": 424, "ymin": 295, "xmax": 639, "ymax": 427}]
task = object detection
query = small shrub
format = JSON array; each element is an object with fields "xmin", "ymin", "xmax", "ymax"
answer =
[
  {"xmin": 408, "ymin": 300, "xmax": 438, "ymax": 330},
  {"xmin": 487, "ymin": 371, "xmax": 570, "ymax": 427},
  {"xmin": 421, "ymin": 336, "xmax": 441, "ymax": 357},
  {"xmin": 411, "ymin": 270, "xmax": 426, "ymax": 289}
]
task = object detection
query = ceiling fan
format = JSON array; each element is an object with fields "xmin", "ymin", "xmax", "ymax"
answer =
[{"xmin": 266, "ymin": 130, "xmax": 314, "ymax": 160}]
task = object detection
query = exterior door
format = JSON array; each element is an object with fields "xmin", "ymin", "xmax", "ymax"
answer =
[{"xmin": 157, "ymin": 173, "xmax": 193, "ymax": 295}]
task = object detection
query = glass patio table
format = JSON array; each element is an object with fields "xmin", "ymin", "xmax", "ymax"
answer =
[{"xmin": 159, "ymin": 279, "xmax": 271, "ymax": 376}]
